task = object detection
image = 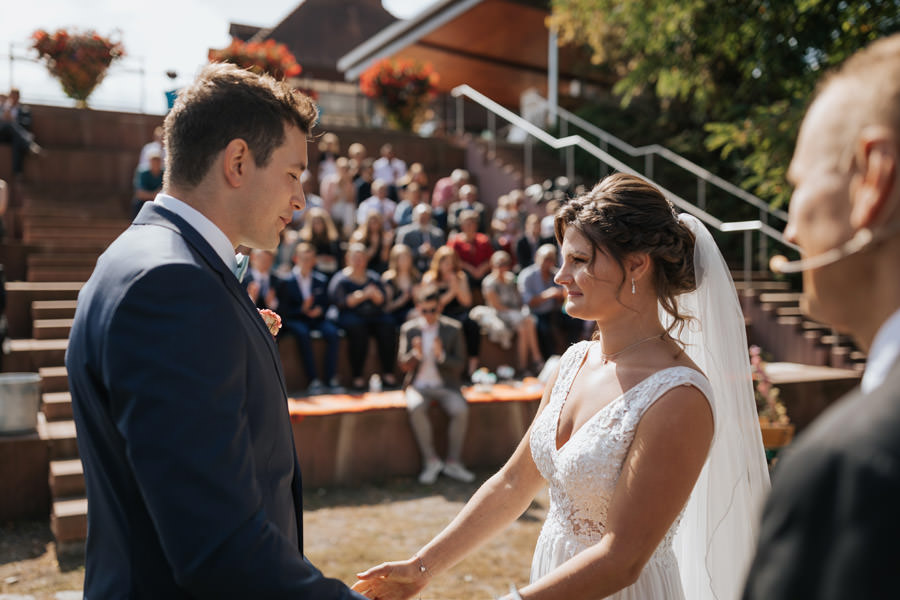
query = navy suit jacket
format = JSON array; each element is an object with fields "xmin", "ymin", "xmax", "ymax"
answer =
[
  {"xmin": 277, "ymin": 269, "xmax": 332, "ymax": 323},
  {"xmin": 66, "ymin": 202, "xmax": 363, "ymax": 598}
]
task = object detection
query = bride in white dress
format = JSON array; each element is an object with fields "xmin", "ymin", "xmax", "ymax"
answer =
[{"xmin": 353, "ymin": 173, "xmax": 770, "ymax": 600}]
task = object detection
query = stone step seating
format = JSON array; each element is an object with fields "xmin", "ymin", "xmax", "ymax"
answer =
[
  {"xmin": 26, "ymin": 253, "xmax": 102, "ymax": 283},
  {"xmin": 5, "ymin": 282, "xmax": 81, "ymax": 338},
  {"xmin": 33, "ymin": 318, "xmax": 74, "ymax": 339},
  {"xmin": 43, "ymin": 391, "xmax": 73, "ymax": 420},
  {"xmin": 742, "ymin": 288, "xmax": 866, "ymax": 370},
  {"xmin": 32, "ymin": 299, "xmax": 79, "ymax": 320},
  {"xmin": 40, "ymin": 365, "xmax": 70, "ymax": 392},
  {"xmin": 50, "ymin": 458, "xmax": 86, "ymax": 497}
]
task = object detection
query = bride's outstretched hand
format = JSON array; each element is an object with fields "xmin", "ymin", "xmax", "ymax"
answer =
[{"xmin": 352, "ymin": 557, "xmax": 428, "ymax": 600}]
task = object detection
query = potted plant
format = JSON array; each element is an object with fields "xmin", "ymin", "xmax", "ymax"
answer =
[
  {"xmin": 32, "ymin": 28, "xmax": 125, "ymax": 107},
  {"xmin": 750, "ymin": 345, "xmax": 795, "ymax": 452},
  {"xmin": 359, "ymin": 58, "xmax": 439, "ymax": 131},
  {"xmin": 208, "ymin": 38, "xmax": 302, "ymax": 81}
]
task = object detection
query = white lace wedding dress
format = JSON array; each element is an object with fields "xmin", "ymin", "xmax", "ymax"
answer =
[{"xmin": 530, "ymin": 340, "xmax": 713, "ymax": 599}]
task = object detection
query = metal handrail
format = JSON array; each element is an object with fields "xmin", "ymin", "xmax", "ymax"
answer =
[
  {"xmin": 545, "ymin": 100, "xmax": 789, "ymax": 222},
  {"xmin": 450, "ymin": 84, "xmax": 798, "ymax": 285}
]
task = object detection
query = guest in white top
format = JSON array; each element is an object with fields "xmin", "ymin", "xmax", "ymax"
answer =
[
  {"xmin": 373, "ymin": 143, "xmax": 407, "ymax": 185},
  {"xmin": 357, "ymin": 179, "xmax": 397, "ymax": 230}
]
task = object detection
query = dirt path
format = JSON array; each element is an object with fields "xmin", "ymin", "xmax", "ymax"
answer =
[{"xmin": 0, "ymin": 474, "xmax": 547, "ymax": 599}]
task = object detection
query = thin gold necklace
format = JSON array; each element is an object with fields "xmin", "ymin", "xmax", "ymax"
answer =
[{"xmin": 598, "ymin": 333, "xmax": 664, "ymax": 365}]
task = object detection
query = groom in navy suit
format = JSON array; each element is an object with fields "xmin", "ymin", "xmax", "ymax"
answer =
[{"xmin": 66, "ymin": 63, "xmax": 366, "ymax": 598}]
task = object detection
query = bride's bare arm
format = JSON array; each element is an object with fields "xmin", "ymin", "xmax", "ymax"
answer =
[
  {"xmin": 352, "ymin": 365, "xmax": 561, "ymax": 600},
  {"xmin": 509, "ymin": 385, "xmax": 713, "ymax": 600}
]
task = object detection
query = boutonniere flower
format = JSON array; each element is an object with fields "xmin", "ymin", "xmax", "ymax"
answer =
[{"xmin": 258, "ymin": 309, "xmax": 282, "ymax": 337}]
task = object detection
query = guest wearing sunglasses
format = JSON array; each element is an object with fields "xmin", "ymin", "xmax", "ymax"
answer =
[{"xmin": 398, "ymin": 285, "xmax": 475, "ymax": 485}]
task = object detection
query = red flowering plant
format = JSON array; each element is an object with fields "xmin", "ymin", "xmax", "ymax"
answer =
[
  {"xmin": 208, "ymin": 38, "xmax": 302, "ymax": 81},
  {"xmin": 359, "ymin": 58, "xmax": 439, "ymax": 131},
  {"xmin": 31, "ymin": 28, "xmax": 125, "ymax": 106},
  {"xmin": 749, "ymin": 345, "xmax": 790, "ymax": 425}
]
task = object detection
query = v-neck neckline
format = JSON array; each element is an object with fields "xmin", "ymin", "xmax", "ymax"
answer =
[{"xmin": 552, "ymin": 342, "xmax": 689, "ymax": 453}]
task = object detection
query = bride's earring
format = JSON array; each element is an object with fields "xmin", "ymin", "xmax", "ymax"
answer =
[{"xmin": 631, "ymin": 278, "xmax": 636, "ymax": 295}]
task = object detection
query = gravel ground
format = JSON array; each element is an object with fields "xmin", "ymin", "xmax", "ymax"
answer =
[{"xmin": 0, "ymin": 472, "xmax": 547, "ymax": 599}]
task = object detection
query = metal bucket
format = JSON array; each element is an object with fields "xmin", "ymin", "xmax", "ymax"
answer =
[{"xmin": 0, "ymin": 373, "xmax": 42, "ymax": 434}]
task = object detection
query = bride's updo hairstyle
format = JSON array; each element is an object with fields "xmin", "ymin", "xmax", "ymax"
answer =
[{"xmin": 554, "ymin": 173, "xmax": 697, "ymax": 333}]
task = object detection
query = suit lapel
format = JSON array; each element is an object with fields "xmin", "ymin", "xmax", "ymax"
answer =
[{"xmin": 135, "ymin": 204, "xmax": 288, "ymax": 398}]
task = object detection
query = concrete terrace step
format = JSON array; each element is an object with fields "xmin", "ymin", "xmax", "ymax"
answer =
[
  {"xmin": 33, "ymin": 318, "xmax": 74, "ymax": 340},
  {"xmin": 28, "ymin": 267, "xmax": 94, "ymax": 283},
  {"xmin": 40, "ymin": 365, "xmax": 70, "ymax": 393},
  {"xmin": 43, "ymin": 391, "xmax": 73, "ymax": 421},
  {"xmin": 51, "ymin": 497, "xmax": 88, "ymax": 544},
  {"xmin": 50, "ymin": 458, "xmax": 85, "ymax": 498},
  {"xmin": 37, "ymin": 414, "xmax": 79, "ymax": 460},
  {"xmin": 5, "ymin": 338, "xmax": 69, "ymax": 371},
  {"xmin": 733, "ymin": 280, "xmax": 793, "ymax": 292},
  {"xmin": 32, "ymin": 299, "xmax": 79, "ymax": 320},
  {"xmin": 758, "ymin": 292, "xmax": 805, "ymax": 305},
  {"xmin": 6, "ymin": 282, "xmax": 82, "ymax": 338}
]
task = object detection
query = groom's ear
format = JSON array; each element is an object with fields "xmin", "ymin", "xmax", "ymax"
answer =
[{"xmin": 222, "ymin": 138, "xmax": 250, "ymax": 188}]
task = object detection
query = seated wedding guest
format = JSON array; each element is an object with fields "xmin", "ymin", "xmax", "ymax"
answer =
[
  {"xmin": 319, "ymin": 156, "xmax": 355, "ymax": 215},
  {"xmin": 448, "ymin": 183, "xmax": 487, "ymax": 233},
  {"xmin": 397, "ymin": 161, "xmax": 428, "ymax": 193},
  {"xmin": 449, "ymin": 209, "xmax": 494, "ymax": 289},
  {"xmin": 354, "ymin": 158, "xmax": 375, "ymax": 205},
  {"xmin": 297, "ymin": 207, "xmax": 343, "ymax": 278},
  {"xmin": 474, "ymin": 251, "xmax": 543, "ymax": 375},
  {"xmin": 744, "ymin": 34, "xmax": 900, "ymax": 600},
  {"xmin": 373, "ymin": 142, "xmax": 407, "ymax": 187},
  {"xmin": 350, "ymin": 211, "xmax": 392, "ymax": 274},
  {"xmin": 357, "ymin": 179, "xmax": 397, "ymax": 230},
  {"xmin": 132, "ymin": 149, "xmax": 164, "ymax": 218},
  {"xmin": 278, "ymin": 243, "xmax": 342, "ymax": 395},
  {"xmin": 490, "ymin": 194, "xmax": 522, "ymax": 267},
  {"xmin": 316, "ymin": 132, "xmax": 340, "ymax": 183},
  {"xmin": 397, "ymin": 203, "xmax": 445, "ymax": 274},
  {"xmin": 0, "ymin": 178, "xmax": 7, "ymax": 242},
  {"xmin": 137, "ymin": 125, "xmax": 165, "ymax": 171},
  {"xmin": 397, "ymin": 285, "xmax": 475, "ymax": 485},
  {"xmin": 423, "ymin": 246, "xmax": 481, "ymax": 378},
  {"xmin": 295, "ymin": 170, "xmax": 322, "ymax": 224},
  {"xmin": 516, "ymin": 213, "xmax": 550, "ymax": 271},
  {"xmin": 382, "ymin": 244, "xmax": 421, "ymax": 327},
  {"xmin": 431, "ymin": 168, "xmax": 469, "ymax": 210},
  {"xmin": 519, "ymin": 243, "xmax": 580, "ymax": 360},
  {"xmin": 243, "ymin": 249, "xmax": 280, "ymax": 311},
  {"xmin": 0, "ymin": 88, "xmax": 41, "ymax": 178},
  {"xmin": 329, "ymin": 242, "xmax": 397, "ymax": 390},
  {"xmin": 394, "ymin": 181, "xmax": 426, "ymax": 228}
]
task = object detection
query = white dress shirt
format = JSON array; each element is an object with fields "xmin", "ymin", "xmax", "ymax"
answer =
[
  {"xmin": 861, "ymin": 307, "xmax": 900, "ymax": 393},
  {"xmin": 154, "ymin": 193, "xmax": 237, "ymax": 273},
  {"xmin": 413, "ymin": 321, "xmax": 443, "ymax": 389}
]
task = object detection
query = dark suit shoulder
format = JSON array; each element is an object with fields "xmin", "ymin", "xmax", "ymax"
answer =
[{"xmin": 437, "ymin": 315, "xmax": 463, "ymax": 332}]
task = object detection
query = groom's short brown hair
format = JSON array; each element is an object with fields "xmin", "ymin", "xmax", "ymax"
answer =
[{"xmin": 163, "ymin": 62, "xmax": 318, "ymax": 189}]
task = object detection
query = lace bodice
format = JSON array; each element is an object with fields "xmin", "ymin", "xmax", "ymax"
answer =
[{"xmin": 530, "ymin": 341, "xmax": 713, "ymax": 567}]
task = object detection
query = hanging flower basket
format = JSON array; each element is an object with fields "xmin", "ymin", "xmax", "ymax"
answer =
[
  {"xmin": 359, "ymin": 58, "xmax": 439, "ymax": 131},
  {"xmin": 32, "ymin": 28, "xmax": 125, "ymax": 107},
  {"xmin": 208, "ymin": 38, "xmax": 302, "ymax": 81}
]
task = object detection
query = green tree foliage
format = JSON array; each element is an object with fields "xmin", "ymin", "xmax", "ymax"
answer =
[{"xmin": 550, "ymin": 0, "xmax": 900, "ymax": 208}]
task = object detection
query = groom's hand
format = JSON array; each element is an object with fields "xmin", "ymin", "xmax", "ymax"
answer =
[{"xmin": 352, "ymin": 558, "xmax": 428, "ymax": 600}]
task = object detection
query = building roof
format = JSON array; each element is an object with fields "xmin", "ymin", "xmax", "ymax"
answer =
[
  {"xmin": 259, "ymin": 0, "xmax": 399, "ymax": 82},
  {"xmin": 338, "ymin": 0, "xmax": 604, "ymax": 107}
]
